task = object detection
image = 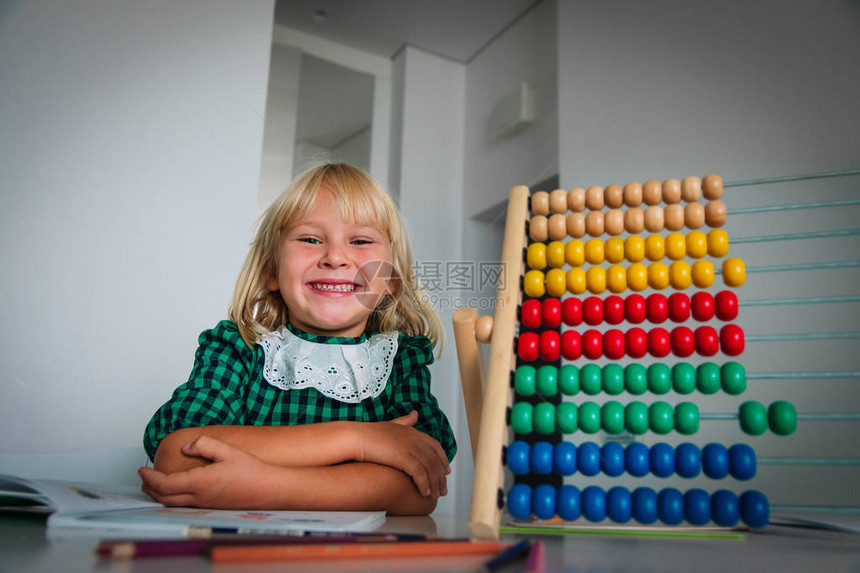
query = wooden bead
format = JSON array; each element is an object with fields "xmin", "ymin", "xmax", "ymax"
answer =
[
  {"xmin": 529, "ymin": 215, "xmax": 549, "ymax": 242},
  {"xmin": 643, "ymin": 180, "xmax": 662, "ymax": 205},
  {"xmin": 681, "ymin": 177, "xmax": 702, "ymax": 202},
  {"xmin": 662, "ymin": 178, "xmax": 682, "ymax": 204},
  {"xmin": 566, "ymin": 212, "xmax": 586, "ymax": 238},
  {"xmin": 586, "ymin": 211, "xmax": 605, "ymax": 237},
  {"xmin": 644, "ymin": 205, "xmax": 665, "ymax": 232},
  {"xmin": 702, "ymin": 174, "xmax": 724, "ymax": 199},
  {"xmin": 625, "ymin": 208, "xmax": 645, "ymax": 234},
  {"xmin": 531, "ymin": 191, "xmax": 550, "ymax": 215},
  {"xmin": 685, "ymin": 202, "xmax": 705, "ymax": 229},
  {"xmin": 586, "ymin": 186, "xmax": 605, "ymax": 211},
  {"xmin": 664, "ymin": 204, "xmax": 685, "ymax": 231},
  {"xmin": 624, "ymin": 182, "xmax": 643, "ymax": 207},
  {"xmin": 605, "ymin": 184, "xmax": 624, "ymax": 208},
  {"xmin": 605, "ymin": 209, "xmax": 625, "ymax": 236},
  {"xmin": 705, "ymin": 200, "xmax": 727, "ymax": 227},
  {"xmin": 548, "ymin": 213, "xmax": 567, "ymax": 240},
  {"xmin": 549, "ymin": 189, "xmax": 568, "ymax": 213},
  {"xmin": 475, "ymin": 315, "xmax": 493, "ymax": 344},
  {"xmin": 568, "ymin": 187, "xmax": 586, "ymax": 212}
]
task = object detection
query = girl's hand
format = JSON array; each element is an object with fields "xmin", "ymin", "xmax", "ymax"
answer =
[{"xmin": 353, "ymin": 411, "xmax": 451, "ymax": 499}]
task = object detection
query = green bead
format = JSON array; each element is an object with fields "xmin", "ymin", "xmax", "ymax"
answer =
[
  {"xmin": 581, "ymin": 364, "xmax": 602, "ymax": 395},
  {"xmin": 534, "ymin": 402, "xmax": 556, "ymax": 434},
  {"xmin": 674, "ymin": 402, "xmax": 700, "ymax": 435},
  {"xmin": 721, "ymin": 361, "xmax": 747, "ymax": 395},
  {"xmin": 647, "ymin": 363, "xmax": 672, "ymax": 395},
  {"xmin": 601, "ymin": 401, "xmax": 625, "ymax": 434},
  {"xmin": 624, "ymin": 364, "xmax": 648, "ymax": 395},
  {"xmin": 602, "ymin": 364, "xmax": 625, "ymax": 395},
  {"xmin": 739, "ymin": 401, "xmax": 768, "ymax": 436},
  {"xmin": 558, "ymin": 365, "xmax": 580, "ymax": 396},
  {"xmin": 649, "ymin": 401, "xmax": 674, "ymax": 434},
  {"xmin": 672, "ymin": 363, "xmax": 697, "ymax": 395},
  {"xmin": 578, "ymin": 402, "xmax": 601, "ymax": 434},
  {"xmin": 624, "ymin": 401, "xmax": 649, "ymax": 435},
  {"xmin": 536, "ymin": 365, "xmax": 558, "ymax": 397},
  {"xmin": 510, "ymin": 402, "xmax": 533, "ymax": 435},
  {"xmin": 696, "ymin": 362, "xmax": 721, "ymax": 394},
  {"xmin": 556, "ymin": 402, "xmax": 578, "ymax": 434},
  {"xmin": 768, "ymin": 401, "xmax": 798, "ymax": 436},
  {"xmin": 514, "ymin": 366, "xmax": 536, "ymax": 397}
]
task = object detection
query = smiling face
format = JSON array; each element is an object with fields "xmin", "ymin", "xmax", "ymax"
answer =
[{"xmin": 266, "ymin": 188, "xmax": 394, "ymax": 337}]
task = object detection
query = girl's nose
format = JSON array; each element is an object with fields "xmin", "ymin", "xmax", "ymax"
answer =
[{"xmin": 320, "ymin": 242, "xmax": 349, "ymax": 267}]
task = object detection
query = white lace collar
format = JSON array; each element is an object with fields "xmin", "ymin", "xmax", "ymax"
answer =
[{"xmin": 258, "ymin": 327, "xmax": 399, "ymax": 403}]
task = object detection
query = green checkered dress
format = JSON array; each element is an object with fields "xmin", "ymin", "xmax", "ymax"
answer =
[{"xmin": 143, "ymin": 321, "xmax": 456, "ymax": 462}]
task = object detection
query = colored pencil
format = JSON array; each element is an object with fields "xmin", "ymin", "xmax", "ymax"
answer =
[
  {"xmin": 475, "ymin": 539, "xmax": 531, "ymax": 572},
  {"xmin": 525, "ymin": 540, "xmax": 545, "ymax": 573}
]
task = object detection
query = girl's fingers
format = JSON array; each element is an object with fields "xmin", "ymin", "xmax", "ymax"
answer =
[
  {"xmin": 391, "ymin": 410, "xmax": 418, "ymax": 427},
  {"xmin": 181, "ymin": 435, "xmax": 234, "ymax": 462}
]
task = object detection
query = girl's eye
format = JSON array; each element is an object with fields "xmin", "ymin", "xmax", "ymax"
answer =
[
  {"xmin": 352, "ymin": 239, "xmax": 373, "ymax": 245},
  {"xmin": 299, "ymin": 237, "xmax": 321, "ymax": 245}
]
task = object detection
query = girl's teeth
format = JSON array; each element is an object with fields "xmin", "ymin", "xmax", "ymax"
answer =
[{"xmin": 314, "ymin": 283, "xmax": 355, "ymax": 292}]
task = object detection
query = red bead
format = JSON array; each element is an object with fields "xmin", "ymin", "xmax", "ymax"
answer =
[
  {"xmin": 561, "ymin": 330, "xmax": 581, "ymax": 360},
  {"xmin": 626, "ymin": 327, "xmax": 648, "ymax": 358},
  {"xmin": 646, "ymin": 294, "xmax": 669, "ymax": 323},
  {"xmin": 518, "ymin": 332, "xmax": 539, "ymax": 361},
  {"xmin": 541, "ymin": 298, "xmax": 562, "ymax": 328},
  {"xmin": 648, "ymin": 327, "xmax": 671, "ymax": 357},
  {"xmin": 539, "ymin": 330, "xmax": 560, "ymax": 361},
  {"xmin": 604, "ymin": 295, "xmax": 625, "ymax": 325},
  {"xmin": 582, "ymin": 329, "xmax": 603, "ymax": 359},
  {"xmin": 521, "ymin": 299, "xmax": 542, "ymax": 329},
  {"xmin": 603, "ymin": 329, "xmax": 626, "ymax": 359},
  {"xmin": 691, "ymin": 292, "xmax": 715, "ymax": 322},
  {"xmin": 715, "ymin": 291, "xmax": 739, "ymax": 321},
  {"xmin": 670, "ymin": 326, "xmax": 695, "ymax": 357},
  {"xmin": 668, "ymin": 293, "xmax": 691, "ymax": 323},
  {"xmin": 625, "ymin": 294, "xmax": 647, "ymax": 324},
  {"xmin": 695, "ymin": 326, "xmax": 720, "ymax": 356},
  {"xmin": 720, "ymin": 324, "xmax": 745, "ymax": 356},
  {"xmin": 562, "ymin": 298, "xmax": 582, "ymax": 326},
  {"xmin": 583, "ymin": 296, "xmax": 604, "ymax": 326}
]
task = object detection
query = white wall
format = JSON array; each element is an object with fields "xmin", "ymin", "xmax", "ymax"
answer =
[{"xmin": 0, "ymin": 0, "xmax": 274, "ymax": 484}]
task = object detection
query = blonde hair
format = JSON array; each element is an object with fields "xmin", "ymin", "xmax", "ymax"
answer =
[{"xmin": 229, "ymin": 163, "xmax": 443, "ymax": 352}]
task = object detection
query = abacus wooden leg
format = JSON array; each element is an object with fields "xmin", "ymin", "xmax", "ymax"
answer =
[{"xmin": 452, "ymin": 306, "xmax": 486, "ymax": 460}]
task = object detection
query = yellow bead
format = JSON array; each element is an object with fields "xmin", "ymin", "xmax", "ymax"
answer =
[
  {"xmin": 648, "ymin": 262, "xmax": 670, "ymax": 290},
  {"xmin": 586, "ymin": 266, "xmax": 607, "ymax": 294},
  {"xmin": 606, "ymin": 264, "xmax": 627, "ymax": 293},
  {"xmin": 546, "ymin": 268, "xmax": 567, "ymax": 297},
  {"xmin": 605, "ymin": 237, "xmax": 625, "ymax": 264},
  {"xmin": 669, "ymin": 260, "xmax": 692, "ymax": 289},
  {"xmin": 546, "ymin": 241, "xmax": 566, "ymax": 268},
  {"xmin": 686, "ymin": 231, "xmax": 708, "ymax": 259},
  {"xmin": 722, "ymin": 257, "xmax": 746, "ymax": 287},
  {"xmin": 523, "ymin": 270, "xmax": 546, "ymax": 298},
  {"xmin": 585, "ymin": 239, "xmax": 605, "ymax": 265},
  {"xmin": 692, "ymin": 260, "xmax": 715, "ymax": 288},
  {"xmin": 627, "ymin": 263, "xmax": 648, "ymax": 291},
  {"xmin": 566, "ymin": 240, "xmax": 585, "ymax": 267},
  {"xmin": 526, "ymin": 243, "xmax": 547, "ymax": 270},
  {"xmin": 707, "ymin": 229, "xmax": 730, "ymax": 258},
  {"xmin": 665, "ymin": 232, "xmax": 686, "ymax": 260},
  {"xmin": 625, "ymin": 236, "xmax": 645, "ymax": 263},
  {"xmin": 566, "ymin": 268, "xmax": 587, "ymax": 294},
  {"xmin": 645, "ymin": 235, "xmax": 665, "ymax": 262}
]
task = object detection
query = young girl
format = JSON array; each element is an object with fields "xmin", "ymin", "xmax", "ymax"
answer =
[{"xmin": 139, "ymin": 164, "xmax": 456, "ymax": 516}]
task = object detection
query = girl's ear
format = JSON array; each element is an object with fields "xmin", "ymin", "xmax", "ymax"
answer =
[{"xmin": 267, "ymin": 276, "xmax": 279, "ymax": 291}]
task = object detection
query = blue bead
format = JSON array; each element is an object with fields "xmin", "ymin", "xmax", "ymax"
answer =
[
  {"xmin": 740, "ymin": 490, "xmax": 770, "ymax": 528},
  {"xmin": 729, "ymin": 444, "xmax": 757, "ymax": 480},
  {"xmin": 702, "ymin": 443, "xmax": 729, "ymax": 479},
  {"xmin": 625, "ymin": 442, "xmax": 650, "ymax": 477},
  {"xmin": 557, "ymin": 485, "xmax": 581, "ymax": 521},
  {"xmin": 712, "ymin": 490, "xmax": 740, "ymax": 527},
  {"xmin": 675, "ymin": 443, "xmax": 701, "ymax": 478},
  {"xmin": 650, "ymin": 443, "xmax": 675, "ymax": 478},
  {"xmin": 506, "ymin": 441, "xmax": 530, "ymax": 476},
  {"xmin": 606, "ymin": 486, "xmax": 632, "ymax": 524},
  {"xmin": 684, "ymin": 489, "xmax": 711, "ymax": 525},
  {"xmin": 601, "ymin": 442, "xmax": 625, "ymax": 477},
  {"xmin": 507, "ymin": 483, "xmax": 532, "ymax": 519},
  {"xmin": 531, "ymin": 442, "xmax": 554, "ymax": 475},
  {"xmin": 577, "ymin": 442, "xmax": 601, "ymax": 476},
  {"xmin": 632, "ymin": 487, "xmax": 658, "ymax": 524},
  {"xmin": 554, "ymin": 442, "xmax": 577, "ymax": 476},
  {"xmin": 532, "ymin": 484, "xmax": 557, "ymax": 520},
  {"xmin": 582, "ymin": 486, "xmax": 607, "ymax": 523},
  {"xmin": 658, "ymin": 488, "xmax": 684, "ymax": 525}
]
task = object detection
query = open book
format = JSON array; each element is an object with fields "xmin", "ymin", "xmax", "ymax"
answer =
[{"xmin": 0, "ymin": 473, "xmax": 385, "ymax": 538}]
